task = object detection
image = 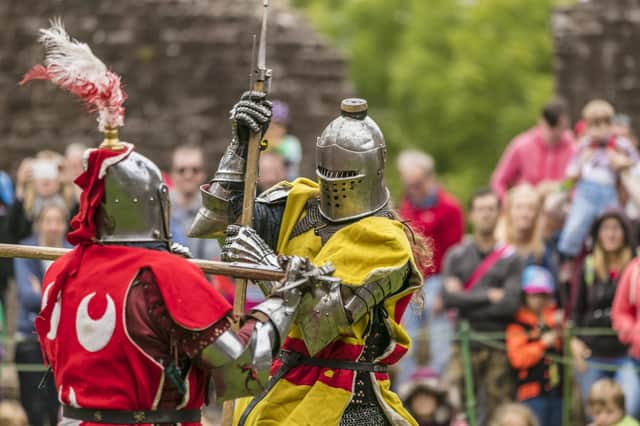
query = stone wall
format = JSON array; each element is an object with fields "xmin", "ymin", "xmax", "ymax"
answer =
[
  {"xmin": 0, "ymin": 0, "xmax": 352, "ymax": 177},
  {"xmin": 553, "ymin": 0, "xmax": 640, "ymax": 130}
]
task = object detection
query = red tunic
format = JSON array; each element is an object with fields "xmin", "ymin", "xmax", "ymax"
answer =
[{"xmin": 37, "ymin": 244, "xmax": 232, "ymax": 425}]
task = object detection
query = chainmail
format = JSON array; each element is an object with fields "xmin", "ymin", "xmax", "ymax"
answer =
[
  {"xmin": 340, "ymin": 305, "xmax": 391, "ymax": 426},
  {"xmin": 253, "ymin": 199, "xmax": 286, "ymax": 250},
  {"xmin": 290, "ymin": 198, "xmax": 394, "ymax": 245},
  {"xmin": 340, "ymin": 404, "xmax": 390, "ymax": 426}
]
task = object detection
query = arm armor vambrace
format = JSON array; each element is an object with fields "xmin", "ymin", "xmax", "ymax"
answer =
[
  {"xmin": 189, "ymin": 143, "xmax": 246, "ymax": 239},
  {"xmin": 202, "ymin": 296, "xmax": 297, "ymax": 400},
  {"xmin": 296, "ymin": 263, "xmax": 409, "ymax": 356},
  {"xmin": 342, "ymin": 264, "xmax": 410, "ymax": 323}
]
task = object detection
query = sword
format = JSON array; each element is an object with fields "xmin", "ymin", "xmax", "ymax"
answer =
[{"xmin": 0, "ymin": 243, "xmax": 284, "ymax": 281}]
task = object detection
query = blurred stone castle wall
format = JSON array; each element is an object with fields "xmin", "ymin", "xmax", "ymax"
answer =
[
  {"xmin": 0, "ymin": 0, "xmax": 352, "ymax": 176},
  {"xmin": 554, "ymin": 0, "xmax": 640, "ymax": 131}
]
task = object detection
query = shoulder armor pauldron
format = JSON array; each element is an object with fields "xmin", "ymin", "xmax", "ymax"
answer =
[{"xmin": 256, "ymin": 182, "xmax": 292, "ymax": 204}]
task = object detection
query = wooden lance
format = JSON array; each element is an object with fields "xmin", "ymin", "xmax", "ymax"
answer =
[
  {"xmin": 222, "ymin": 1, "xmax": 272, "ymax": 424},
  {"xmin": 0, "ymin": 243, "xmax": 284, "ymax": 282},
  {"xmin": 235, "ymin": 0, "xmax": 272, "ymax": 329}
]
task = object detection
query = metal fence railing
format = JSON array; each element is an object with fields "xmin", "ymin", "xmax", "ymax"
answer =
[
  {"xmin": 457, "ymin": 320, "xmax": 630, "ymax": 426},
  {"xmin": 0, "ymin": 322, "xmax": 630, "ymax": 426}
]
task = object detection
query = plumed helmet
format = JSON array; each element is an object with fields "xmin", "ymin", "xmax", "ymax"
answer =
[
  {"xmin": 20, "ymin": 21, "xmax": 170, "ymax": 244},
  {"xmin": 316, "ymin": 98, "xmax": 389, "ymax": 222},
  {"xmin": 96, "ymin": 150, "xmax": 171, "ymax": 243}
]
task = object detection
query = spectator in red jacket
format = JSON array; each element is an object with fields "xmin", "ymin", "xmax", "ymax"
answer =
[
  {"xmin": 397, "ymin": 149, "xmax": 464, "ymax": 382},
  {"xmin": 398, "ymin": 149, "xmax": 464, "ymax": 276},
  {"xmin": 491, "ymin": 99, "xmax": 575, "ymax": 201}
]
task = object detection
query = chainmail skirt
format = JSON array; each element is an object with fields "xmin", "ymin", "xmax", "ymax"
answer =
[{"xmin": 340, "ymin": 403, "xmax": 391, "ymax": 426}]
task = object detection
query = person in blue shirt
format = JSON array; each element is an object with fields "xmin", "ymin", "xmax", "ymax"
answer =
[
  {"xmin": 14, "ymin": 201, "xmax": 70, "ymax": 426},
  {"xmin": 169, "ymin": 144, "xmax": 221, "ymax": 261}
]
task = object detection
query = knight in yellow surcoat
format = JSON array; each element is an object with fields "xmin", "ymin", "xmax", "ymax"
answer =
[{"xmin": 190, "ymin": 95, "xmax": 424, "ymax": 426}]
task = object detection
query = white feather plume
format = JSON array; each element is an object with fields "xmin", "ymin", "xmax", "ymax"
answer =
[
  {"xmin": 21, "ymin": 18, "xmax": 126, "ymax": 131},
  {"xmin": 39, "ymin": 18, "xmax": 109, "ymax": 89}
]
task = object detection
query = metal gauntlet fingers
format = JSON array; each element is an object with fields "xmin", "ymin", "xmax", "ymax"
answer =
[
  {"xmin": 221, "ymin": 225, "xmax": 279, "ymax": 267},
  {"xmin": 230, "ymin": 90, "xmax": 272, "ymax": 145}
]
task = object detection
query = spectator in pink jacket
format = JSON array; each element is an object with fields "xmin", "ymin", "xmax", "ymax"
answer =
[
  {"xmin": 491, "ymin": 100, "xmax": 576, "ymax": 200},
  {"xmin": 612, "ymin": 256, "xmax": 640, "ymax": 360}
]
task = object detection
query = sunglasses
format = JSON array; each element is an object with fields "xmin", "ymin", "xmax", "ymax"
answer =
[
  {"xmin": 588, "ymin": 117, "xmax": 612, "ymax": 126},
  {"xmin": 174, "ymin": 166, "xmax": 204, "ymax": 175}
]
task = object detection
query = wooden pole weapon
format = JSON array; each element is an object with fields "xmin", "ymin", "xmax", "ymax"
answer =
[
  {"xmin": 0, "ymin": 243, "xmax": 284, "ymax": 282},
  {"xmin": 222, "ymin": 1, "xmax": 271, "ymax": 424}
]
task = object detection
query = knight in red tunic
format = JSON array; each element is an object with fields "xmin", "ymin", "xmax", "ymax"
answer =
[{"xmin": 22, "ymin": 21, "xmax": 316, "ymax": 425}]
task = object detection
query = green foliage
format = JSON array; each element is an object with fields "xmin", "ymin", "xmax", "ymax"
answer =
[{"xmin": 293, "ymin": 0, "xmax": 556, "ymax": 205}]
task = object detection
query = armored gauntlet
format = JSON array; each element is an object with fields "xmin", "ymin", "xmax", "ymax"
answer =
[
  {"xmin": 189, "ymin": 92, "xmax": 272, "ymax": 239},
  {"xmin": 201, "ymin": 255, "xmax": 334, "ymax": 400}
]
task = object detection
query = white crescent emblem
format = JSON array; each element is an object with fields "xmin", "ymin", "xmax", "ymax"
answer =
[
  {"xmin": 47, "ymin": 296, "xmax": 62, "ymax": 341},
  {"xmin": 42, "ymin": 282, "xmax": 61, "ymax": 341},
  {"xmin": 41, "ymin": 282, "xmax": 54, "ymax": 309},
  {"xmin": 75, "ymin": 292, "xmax": 116, "ymax": 352},
  {"xmin": 69, "ymin": 387, "xmax": 79, "ymax": 407}
]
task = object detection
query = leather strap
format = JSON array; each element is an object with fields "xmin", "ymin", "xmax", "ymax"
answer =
[
  {"xmin": 62, "ymin": 406, "xmax": 201, "ymax": 424},
  {"xmin": 238, "ymin": 352, "xmax": 297, "ymax": 426},
  {"xmin": 238, "ymin": 350, "xmax": 387, "ymax": 426},
  {"xmin": 463, "ymin": 243, "xmax": 513, "ymax": 291},
  {"xmin": 280, "ymin": 350, "xmax": 388, "ymax": 373}
]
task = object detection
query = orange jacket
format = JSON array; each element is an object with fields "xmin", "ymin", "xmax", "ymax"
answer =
[{"xmin": 506, "ymin": 306, "xmax": 562, "ymax": 400}]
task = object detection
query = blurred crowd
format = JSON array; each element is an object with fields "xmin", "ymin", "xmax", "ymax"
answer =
[
  {"xmin": 1, "ymin": 97, "xmax": 640, "ymax": 426},
  {"xmin": 397, "ymin": 99, "xmax": 640, "ymax": 426}
]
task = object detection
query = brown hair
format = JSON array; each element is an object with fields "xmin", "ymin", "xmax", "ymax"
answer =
[
  {"xmin": 171, "ymin": 144, "xmax": 204, "ymax": 168},
  {"xmin": 588, "ymin": 378, "xmax": 626, "ymax": 412},
  {"xmin": 592, "ymin": 213, "xmax": 633, "ymax": 282},
  {"xmin": 392, "ymin": 211, "xmax": 432, "ymax": 308},
  {"xmin": 541, "ymin": 99, "xmax": 567, "ymax": 128},
  {"xmin": 404, "ymin": 223, "xmax": 433, "ymax": 276},
  {"xmin": 490, "ymin": 403, "xmax": 539, "ymax": 426},
  {"xmin": 469, "ymin": 186, "xmax": 500, "ymax": 211}
]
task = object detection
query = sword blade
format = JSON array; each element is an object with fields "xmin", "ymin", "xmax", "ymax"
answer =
[{"xmin": 257, "ymin": 0, "xmax": 269, "ymax": 70}]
